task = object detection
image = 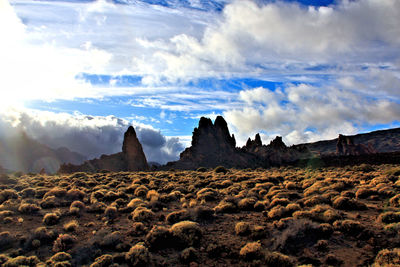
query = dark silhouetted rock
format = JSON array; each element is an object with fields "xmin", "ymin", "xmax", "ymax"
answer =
[
  {"xmin": 59, "ymin": 126, "xmax": 149, "ymax": 173},
  {"xmin": 336, "ymin": 134, "xmax": 376, "ymax": 156},
  {"xmin": 123, "ymin": 126, "xmax": 149, "ymax": 171},
  {"xmin": 245, "ymin": 134, "xmax": 262, "ymax": 151},
  {"xmin": 168, "ymin": 116, "xmax": 262, "ymax": 169}
]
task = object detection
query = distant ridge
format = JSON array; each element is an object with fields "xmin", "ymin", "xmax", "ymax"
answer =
[
  {"xmin": 299, "ymin": 127, "xmax": 400, "ymax": 155},
  {"xmin": 0, "ymin": 132, "xmax": 86, "ymax": 174},
  {"xmin": 165, "ymin": 116, "xmax": 400, "ymax": 170}
]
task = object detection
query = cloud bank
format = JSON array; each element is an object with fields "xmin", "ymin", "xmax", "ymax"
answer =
[{"xmin": 0, "ymin": 107, "xmax": 184, "ymax": 164}]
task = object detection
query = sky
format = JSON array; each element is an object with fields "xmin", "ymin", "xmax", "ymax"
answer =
[{"xmin": 1, "ymin": 0, "xmax": 400, "ymax": 164}]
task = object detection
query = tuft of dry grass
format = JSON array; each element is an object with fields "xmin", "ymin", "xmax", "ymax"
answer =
[
  {"xmin": 170, "ymin": 220, "xmax": 202, "ymax": 248},
  {"xmin": 125, "ymin": 242, "xmax": 151, "ymax": 267},
  {"xmin": 239, "ymin": 241, "xmax": 263, "ymax": 260},
  {"xmin": 43, "ymin": 212, "xmax": 60, "ymax": 226},
  {"xmin": 63, "ymin": 220, "xmax": 79, "ymax": 232}
]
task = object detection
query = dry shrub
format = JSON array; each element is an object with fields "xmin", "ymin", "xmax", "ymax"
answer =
[
  {"xmin": 125, "ymin": 242, "xmax": 152, "ymax": 267},
  {"xmin": 0, "ymin": 210, "xmax": 13, "ymax": 217},
  {"xmin": 63, "ymin": 220, "xmax": 79, "ymax": 232},
  {"xmin": 293, "ymin": 205, "xmax": 340, "ymax": 223},
  {"xmin": 239, "ymin": 241, "xmax": 263, "ymax": 260},
  {"xmin": 378, "ymin": 211, "xmax": 400, "ymax": 224},
  {"xmin": 131, "ymin": 207, "xmax": 155, "ymax": 222},
  {"xmin": 146, "ymin": 190, "xmax": 159, "ymax": 201},
  {"xmin": 87, "ymin": 202, "xmax": 106, "ymax": 213},
  {"xmin": 46, "ymin": 252, "xmax": 72, "ymax": 266},
  {"xmin": 18, "ymin": 202, "xmax": 40, "ymax": 214},
  {"xmin": 0, "ymin": 189, "xmax": 18, "ymax": 204},
  {"xmin": 285, "ymin": 181, "xmax": 297, "ymax": 190},
  {"xmin": 66, "ymin": 188, "xmax": 85, "ymax": 201},
  {"xmin": 40, "ymin": 196, "xmax": 60, "ymax": 209},
  {"xmin": 43, "ymin": 212, "xmax": 60, "ymax": 225},
  {"xmin": 0, "ymin": 232, "xmax": 14, "ymax": 251},
  {"xmin": 0, "ymin": 254, "xmax": 9, "ymax": 265},
  {"xmin": 235, "ymin": 222, "xmax": 252, "ymax": 236},
  {"xmin": 332, "ymin": 196, "xmax": 367, "ymax": 210},
  {"xmin": 44, "ymin": 187, "xmax": 67, "ymax": 198},
  {"xmin": 315, "ymin": 239, "xmax": 329, "ymax": 251},
  {"xmin": 166, "ymin": 209, "xmax": 190, "ymax": 224},
  {"xmin": 145, "ymin": 225, "xmax": 171, "ymax": 250},
  {"xmin": 325, "ymin": 254, "xmax": 343, "ymax": 266},
  {"xmin": 264, "ymin": 251, "xmax": 294, "ymax": 267},
  {"xmin": 254, "ymin": 200, "xmax": 269, "ymax": 211},
  {"xmin": 20, "ymin": 188, "xmax": 36, "ymax": 198},
  {"xmin": 104, "ymin": 206, "xmax": 118, "ymax": 220},
  {"xmin": 269, "ymin": 198, "xmax": 290, "ymax": 208},
  {"xmin": 127, "ymin": 198, "xmax": 147, "ymax": 210},
  {"xmin": 196, "ymin": 188, "xmax": 218, "ymax": 201},
  {"xmin": 53, "ymin": 234, "xmax": 76, "ymax": 252},
  {"xmin": 70, "ymin": 200, "xmax": 85, "ymax": 211},
  {"xmin": 214, "ymin": 200, "xmax": 238, "ymax": 214},
  {"xmin": 130, "ymin": 222, "xmax": 147, "ymax": 236},
  {"xmin": 189, "ymin": 205, "xmax": 214, "ymax": 222},
  {"xmin": 32, "ymin": 226, "xmax": 56, "ymax": 243},
  {"xmin": 90, "ymin": 254, "xmax": 113, "ymax": 267},
  {"xmin": 389, "ymin": 194, "xmax": 400, "ymax": 207},
  {"xmin": 303, "ymin": 195, "xmax": 330, "ymax": 207},
  {"xmin": 2, "ymin": 255, "xmax": 41, "ymax": 267},
  {"xmin": 170, "ymin": 220, "xmax": 202, "ymax": 248},
  {"xmin": 355, "ymin": 188, "xmax": 377, "ymax": 199},
  {"xmin": 134, "ymin": 185, "xmax": 149, "ymax": 198},
  {"xmin": 333, "ymin": 219, "xmax": 364, "ymax": 236},
  {"xmin": 268, "ymin": 205, "xmax": 290, "ymax": 220},
  {"xmin": 180, "ymin": 247, "xmax": 198, "ymax": 263},
  {"xmin": 214, "ymin": 166, "xmax": 228, "ymax": 174},
  {"xmin": 384, "ymin": 220, "xmax": 400, "ymax": 233},
  {"xmin": 238, "ymin": 197, "xmax": 257, "ymax": 211},
  {"xmin": 385, "ymin": 167, "xmax": 400, "ymax": 177},
  {"xmin": 373, "ymin": 248, "xmax": 400, "ymax": 266}
]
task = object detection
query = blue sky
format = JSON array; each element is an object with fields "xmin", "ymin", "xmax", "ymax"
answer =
[{"xmin": 1, "ymin": 0, "xmax": 400, "ymax": 163}]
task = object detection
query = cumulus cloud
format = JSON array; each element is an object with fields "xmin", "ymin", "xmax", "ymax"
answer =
[
  {"xmin": 0, "ymin": 107, "xmax": 184, "ymax": 164},
  {"xmin": 225, "ymin": 82, "xmax": 400, "ymax": 145},
  {"xmin": 136, "ymin": 0, "xmax": 400, "ymax": 83}
]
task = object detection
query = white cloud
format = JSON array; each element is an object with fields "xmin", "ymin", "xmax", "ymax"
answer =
[
  {"xmin": 134, "ymin": 0, "xmax": 400, "ymax": 83},
  {"xmin": 225, "ymin": 82, "xmax": 400, "ymax": 145},
  {"xmin": 0, "ymin": 107, "xmax": 184, "ymax": 164}
]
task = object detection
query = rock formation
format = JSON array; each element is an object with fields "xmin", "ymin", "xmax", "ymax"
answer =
[
  {"xmin": 58, "ymin": 126, "xmax": 149, "ymax": 173},
  {"xmin": 167, "ymin": 116, "xmax": 263, "ymax": 169},
  {"xmin": 167, "ymin": 116, "xmax": 312, "ymax": 169},
  {"xmin": 245, "ymin": 133, "xmax": 262, "ymax": 151},
  {"xmin": 336, "ymin": 134, "xmax": 376, "ymax": 156},
  {"xmin": 123, "ymin": 126, "xmax": 149, "ymax": 171},
  {"xmin": 243, "ymin": 135, "xmax": 311, "ymax": 166}
]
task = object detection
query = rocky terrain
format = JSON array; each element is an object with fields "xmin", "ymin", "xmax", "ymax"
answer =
[
  {"xmin": 59, "ymin": 127, "xmax": 149, "ymax": 173},
  {"xmin": 166, "ymin": 116, "xmax": 312, "ymax": 170},
  {"xmin": 1, "ymin": 165, "xmax": 400, "ymax": 266},
  {"xmin": 301, "ymin": 128, "xmax": 400, "ymax": 155}
]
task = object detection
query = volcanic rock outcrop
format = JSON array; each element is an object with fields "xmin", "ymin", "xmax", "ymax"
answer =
[
  {"xmin": 167, "ymin": 116, "xmax": 313, "ymax": 169},
  {"xmin": 244, "ymin": 134, "xmax": 312, "ymax": 165},
  {"xmin": 167, "ymin": 116, "xmax": 262, "ymax": 169},
  {"xmin": 336, "ymin": 134, "xmax": 376, "ymax": 156},
  {"xmin": 58, "ymin": 126, "xmax": 149, "ymax": 173}
]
